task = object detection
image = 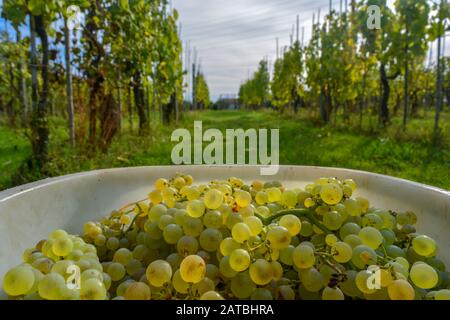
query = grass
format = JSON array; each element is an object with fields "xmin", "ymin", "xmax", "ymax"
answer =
[
  {"xmin": 0, "ymin": 125, "xmax": 31, "ymax": 189},
  {"xmin": 1, "ymin": 109, "xmax": 449, "ymax": 191}
]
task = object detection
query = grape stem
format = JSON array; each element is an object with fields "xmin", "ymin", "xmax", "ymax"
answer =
[{"xmin": 255, "ymin": 209, "xmax": 331, "ymax": 234}]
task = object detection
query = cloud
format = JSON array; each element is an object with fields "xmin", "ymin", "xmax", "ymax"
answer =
[{"xmin": 174, "ymin": 0, "xmax": 336, "ymax": 100}]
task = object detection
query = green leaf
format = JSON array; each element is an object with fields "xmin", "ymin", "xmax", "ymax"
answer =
[
  {"xmin": 120, "ymin": 0, "xmax": 129, "ymax": 10},
  {"xmin": 28, "ymin": 0, "xmax": 46, "ymax": 16}
]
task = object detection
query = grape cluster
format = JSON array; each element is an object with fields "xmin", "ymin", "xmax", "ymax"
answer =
[{"xmin": 2, "ymin": 174, "xmax": 449, "ymax": 300}]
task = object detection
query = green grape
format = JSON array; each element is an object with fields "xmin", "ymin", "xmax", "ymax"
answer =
[
  {"xmin": 249, "ymin": 259, "xmax": 273, "ymax": 285},
  {"xmin": 148, "ymin": 204, "xmax": 167, "ymax": 222},
  {"xmin": 332, "ymin": 241, "xmax": 353, "ymax": 263},
  {"xmin": 322, "ymin": 286, "xmax": 345, "ymax": 300},
  {"xmin": 174, "ymin": 209, "xmax": 187, "ymax": 225},
  {"xmin": 116, "ymin": 279, "xmax": 135, "ymax": 297},
  {"xmin": 126, "ymin": 259, "xmax": 143, "ymax": 276},
  {"xmin": 80, "ymin": 278, "xmax": 106, "ymax": 300},
  {"xmin": 219, "ymin": 256, "xmax": 238, "ymax": 278},
  {"xmin": 344, "ymin": 199, "xmax": 362, "ymax": 216},
  {"xmin": 425, "ymin": 257, "xmax": 446, "ymax": 272},
  {"xmin": 187, "ymin": 200, "xmax": 206, "ymax": 218},
  {"xmin": 339, "ymin": 270, "xmax": 361, "ymax": 298},
  {"xmin": 112, "ymin": 248, "xmax": 133, "ymax": 265},
  {"xmin": 177, "ymin": 236, "xmax": 199, "ymax": 256},
  {"xmin": 380, "ymin": 229, "xmax": 396, "ymax": 246},
  {"xmin": 200, "ymin": 291, "xmax": 224, "ymax": 300},
  {"xmin": 352, "ymin": 245, "xmax": 377, "ymax": 269},
  {"xmin": 387, "ymin": 279, "xmax": 415, "ymax": 300},
  {"xmin": 267, "ymin": 203, "xmax": 283, "ymax": 213},
  {"xmin": 203, "ymin": 210, "xmax": 223, "ymax": 229},
  {"xmin": 299, "ymin": 220, "xmax": 313, "ymax": 237},
  {"xmin": 255, "ymin": 191, "xmax": 268, "ymax": 205},
  {"xmin": 356, "ymin": 197, "xmax": 369, "ymax": 213},
  {"xmin": 279, "ymin": 214, "xmax": 302, "ymax": 236},
  {"xmin": 49, "ymin": 229, "xmax": 69, "ymax": 240},
  {"xmin": 412, "ymin": 235, "xmax": 437, "ymax": 257},
  {"xmin": 204, "ymin": 189, "xmax": 224, "ymax": 210},
  {"xmin": 144, "ymin": 221, "xmax": 163, "ymax": 240},
  {"xmin": 51, "ymin": 260, "xmax": 74, "ymax": 278},
  {"xmin": 386, "ymin": 245, "xmax": 407, "ymax": 259},
  {"xmin": 325, "ymin": 234, "xmax": 338, "ymax": 246},
  {"xmin": 192, "ymin": 277, "xmax": 215, "ymax": 296},
  {"xmin": 38, "ymin": 273, "xmax": 66, "ymax": 300},
  {"xmin": 267, "ymin": 226, "xmax": 291, "ymax": 250},
  {"xmin": 271, "ymin": 261, "xmax": 284, "ymax": 280},
  {"xmin": 343, "ymin": 179, "xmax": 357, "ymax": 191},
  {"xmin": 292, "ymin": 244, "xmax": 315, "ymax": 269},
  {"xmin": 232, "ymin": 222, "xmax": 251, "ymax": 243},
  {"xmin": 243, "ymin": 216, "xmax": 263, "ymax": 236},
  {"xmin": 123, "ymin": 282, "xmax": 151, "ymax": 300},
  {"xmin": 361, "ymin": 213, "xmax": 384, "ymax": 229},
  {"xmin": 81, "ymin": 269, "xmax": 103, "ymax": 284},
  {"xmin": 146, "ymin": 260, "xmax": 172, "ymax": 287},
  {"xmin": 359, "ymin": 227, "xmax": 383, "ymax": 249},
  {"xmin": 172, "ymin": 269, "xmax": 190, "ymax": 293},
  {"xmin": 392, "ymin": 257, "xmax": 410, "ymax": 271},
  {"xmin": 205, "ymin": 264, "xmax": 220, "ymax": 285},
  {"xmin": 158, "ymin": 215, "xmax": 175, "ymax": 229},
  {"xmin": 344, "ymin": 234, "xmax": 362, "ymax": 248},
  {"xmin": 229, "ymin": 249, "xmax": 251, "ymax": 272},
  {"xmin": 107, "ymin": 262, "xmax": 126, "ymax": 281},
  {"xmin": 251, "ymin": 288, "xmax": 273, "ymax": 300},
  {"xmin": 276, "ymin": 285, "xmax": 295, "ymax": 300},
  {"xmin": 343, "ymin": 185, "xmax": 353, "ymax": 197},
  {"xmin": 2, "ymin": 265, "xmax": 35, "ymax": 296},
  {"xmin": 219, "ymin": 237, "xmax": 241, "ymax": 256},
  {"xmin": 323, "ymin": 211, "xmax": 343, "ymax": 230},
  {"xmin": 229, "ymin": 272, "xmax": 255, "ymax": 298},
  {"xmin": 280, "ymin": 245, "xmax": 295, "ymax": 266},
  {"xmin": 51, "ymin": 236, "xmax": 73, "ymax": 257},
  {"xmin": 94, "ymin": 234, "xmax": 106, "ymax": 247},
  {"xmin": 301, "ymin": 267, "xmax": 324, "ymax": 292},
  {"xmin": 385, "ymin": 261, "xmax": 408, "ymax": 278},
  {"xmin": 339, "ymin": 222, "xmax": 361, "ymax": 240},
  {"xmin": 180, "ymin": 255, "xmax": 206, "ymax": 283},
  {"xmin": 225, "ymin": 212, "xmax": 244, "ymax": 230},
  {"xmin": 235, "ymin": 190, "xmax": 252, "ymax": 207},
  {"xmin": 410, "ymin": 262, "xmax": 439, "ymax": 289},
  {"xmin": 355, "ymin": 270, "xmax": 377, "ymax": 294},
  {"xmin": 166, "ymin": 253, "xmax": 183, "ymax": 270},
  {"xmin": 320, "ymin": 183, "xmax": 343, "ymax": 205},
  {"xmin": 102, "ymin": 272, "xmax": 111, "ymax": 290},
  {"xmin": 376, "ymin": 211, "xmax": 396, "ymax": 229},
  {"xmin": 182, "ymin": 216, "xmax": 204, "ymax": 237},
  {"xmin": 435, "ymin": 289, "xmax": 450, "ymax": 300},
  {"xmin": 32, "ymin": 257, "xmax": 54, "ymax": 274},
  {"xmin": 266, "ymin": 187, "xmax": 282, "ymax": 203},
  {"xmin": 256, "ymin": 205, "xmax": 270, "ymax": 217},
  {"xmin": 163, "ymin": 224, "xmax": 183, "ymax": 244},
  {"xmin": 199, "ymin": 228, "xmax": 223, "ymax": 252},
  {"xmin": 281, "ymin": 190, "xmax": 298, "ymax": 208}
]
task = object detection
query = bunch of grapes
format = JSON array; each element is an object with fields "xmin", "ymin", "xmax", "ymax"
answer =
[{"xmin": 2, "ymin": 174, "xmax": 449, "ymax": 300}]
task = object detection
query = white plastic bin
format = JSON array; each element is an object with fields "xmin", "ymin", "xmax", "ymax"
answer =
[{"xmin": 0, "ymin": 165, "xmax": 449, "ymax": 291}]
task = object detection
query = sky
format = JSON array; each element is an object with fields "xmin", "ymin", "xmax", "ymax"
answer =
[
  {"xmin": 0, "ymin": 0, "xmax": 447, "ymax": 102},
  {"xmin": 173, "ymin": 0, "xmax": 447, "ymax": 101}
]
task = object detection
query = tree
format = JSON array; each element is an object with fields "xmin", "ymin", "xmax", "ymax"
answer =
[
  {"xmin": 239, "ymin": 59, "xmax": 270, "ymax": 109},
  {"xmin": 195, "ymin": 73, "xmax": 210, "ymax": 110}
]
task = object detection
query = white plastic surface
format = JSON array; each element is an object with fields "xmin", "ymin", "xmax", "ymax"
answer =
[{"xmin": 0, "ymin": 165, "xmax": 449, "ymax": 291}]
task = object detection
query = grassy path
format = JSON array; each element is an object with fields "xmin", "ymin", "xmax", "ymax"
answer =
[{"xmin": 1, "ymin": 110, "xmax": 449, "ymax": 190}]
